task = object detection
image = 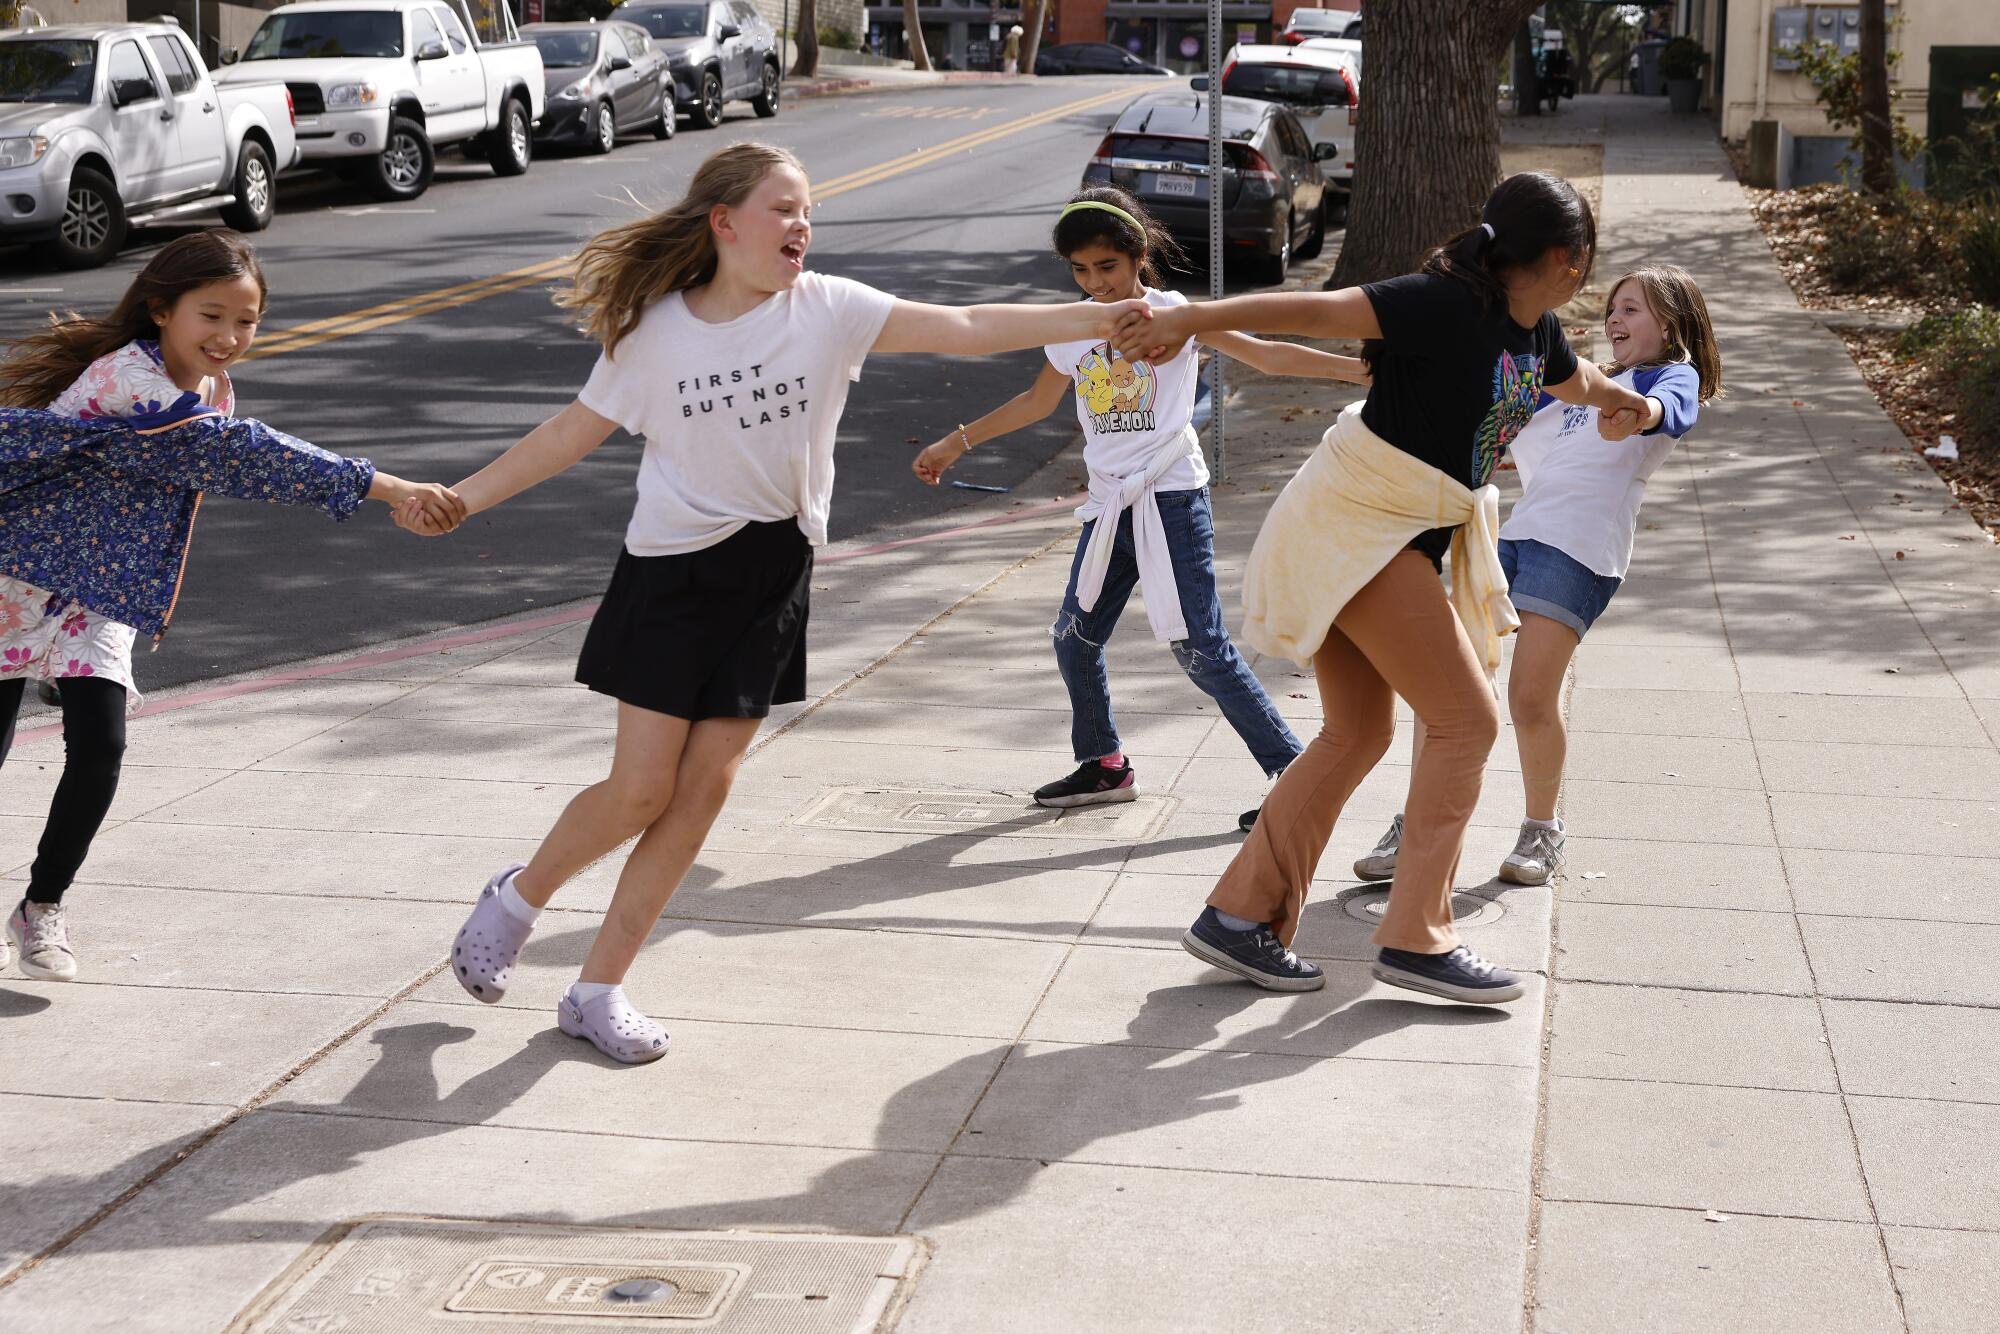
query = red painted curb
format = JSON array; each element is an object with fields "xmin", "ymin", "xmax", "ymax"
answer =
[{"xmin": 14, "ymin": 493, "xmax": 1084, "ymax": 744}]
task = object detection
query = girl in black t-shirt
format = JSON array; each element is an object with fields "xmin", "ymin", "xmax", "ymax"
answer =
[{"xmin": 1110, "ymin": 171, "xmax": 1651, "ymax": 1006}]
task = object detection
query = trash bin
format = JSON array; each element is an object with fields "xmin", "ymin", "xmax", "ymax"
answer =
[{"xmin": 1634, "ymin": 38, "xmax": 1666, "ymax": 96}]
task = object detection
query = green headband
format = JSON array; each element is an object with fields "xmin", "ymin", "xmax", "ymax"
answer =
[{"xmin": 1059, "ymin": 200, "xmax": 1145, "ymax": 235}]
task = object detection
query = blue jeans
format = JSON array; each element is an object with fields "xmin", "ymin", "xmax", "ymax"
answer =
[{"xmin": 1051, "ymin": 488, "xmax": 1302, "ymax": 776}]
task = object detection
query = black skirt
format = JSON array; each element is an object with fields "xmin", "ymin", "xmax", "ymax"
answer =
[{"xmin": 576, "ymin": 520, "xmax": 812, "ymax": 722}]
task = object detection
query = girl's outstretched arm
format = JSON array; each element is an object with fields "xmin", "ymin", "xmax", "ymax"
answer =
[
  {"xmin": 872, "ymin": 296, "xmax": 1153, "ymax": 357},
  {"xmin": 1545, "ymin": 359, "xmax": 1652, "ymax": 440},
  {"xmin": 913, "ymin": 362, "xmax": 1070, "ymax": 485},
  {"xmin": 406, "ymin": 400, "xmax": 618, "ymax": 534},
  {"xmin": 1201, "ymin": 331, "xmax": 1372, "ymax": 384},
  {"xmin": 1109, "ymin": 288, "xmax": 1381, "ymax": 361}
]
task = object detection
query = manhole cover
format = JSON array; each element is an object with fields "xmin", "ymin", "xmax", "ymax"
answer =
[
  {"xmin": 794, "ymin": 786, "xmax": 1176, "ymax": 842},
  {"xmin": 228, "ymin": 1217, "xmax": 925, "ymax": 1333},
  {"xmin": 1340, "ymin": 888, "xmax": 1505, "ymax": 927}
]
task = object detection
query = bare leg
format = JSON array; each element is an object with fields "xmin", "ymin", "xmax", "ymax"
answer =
[
  {"xmin": 1507, "ymin": 612, "xmax": 1580, "ymax": 822},
  {"xmin": 580, "ymin": 715, "xmax": 761, "ymax": 984},
  {"xmin": 512, "ymin": 703, "xmax": 693, "ymax": 907}
]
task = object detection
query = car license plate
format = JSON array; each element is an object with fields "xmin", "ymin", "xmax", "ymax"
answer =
[{"xmin": 1152, "ymin": 173, "xmax": 1200, "ymax": 199}]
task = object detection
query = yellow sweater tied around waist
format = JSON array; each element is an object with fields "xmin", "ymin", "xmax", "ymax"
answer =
[{"xmin": 1241, "ymin": 401, "xmax": 1519, "ymax": 672}]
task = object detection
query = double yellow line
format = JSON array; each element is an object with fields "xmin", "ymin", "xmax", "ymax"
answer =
[{"xmin": 248, "ymin": 84, "xmax": 1137, "ymax": 362}]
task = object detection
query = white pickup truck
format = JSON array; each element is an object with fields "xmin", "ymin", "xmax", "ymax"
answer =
[
  {"xmin": 0, "ymin": 21, "xmax": 297, "ymax": 268},
  {"xmin": 215, "ymin": 0, "xmax": 542, "ymax": 202}
]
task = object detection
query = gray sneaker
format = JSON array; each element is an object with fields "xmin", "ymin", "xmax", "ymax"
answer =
[
  {"xmin": 451, "ymin": 864, "xmax": 534, "ymax": 1004},
  {"xmin": 1500, "ymin": 820, "xmax": 1565, "ymax": 886},
  {"xmin": 7, "ymin": 898, "xmax": 78, "ymax": 982},
  {"xmin": 1354, "ymin": 814, "xmax": 1402, "ymax": 882},
  {"xmin": 559, "ymin": 985, "xmax": 670, "ymax": 1064}
]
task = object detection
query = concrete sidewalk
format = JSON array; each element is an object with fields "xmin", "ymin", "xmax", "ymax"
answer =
[{"xmin": 2, "ymin": 95, "xmax": 1996, "ymax": 1332}]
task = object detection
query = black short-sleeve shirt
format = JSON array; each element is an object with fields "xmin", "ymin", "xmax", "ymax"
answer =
[{"xmin": 1359, "ymin": 273, "xmax": 1579, "ymax": 563}]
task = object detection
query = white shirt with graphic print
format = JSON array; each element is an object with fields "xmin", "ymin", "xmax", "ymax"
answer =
[
  {"xmin": 580, "ymin": 272, "xmax": 896, "ymax": 557},
  {"xmin": 1044, "ymin": 287, "xmax": 1207, "ymax": 521}
]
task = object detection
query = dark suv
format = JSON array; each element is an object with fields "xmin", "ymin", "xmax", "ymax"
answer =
[
  {"xmin": 621, "ymin": 0, "xmax": 780, "ymax": 128},
  {"xmin": 1083, "ymin": 91, "xmax": 1328, "ymax": 284}
]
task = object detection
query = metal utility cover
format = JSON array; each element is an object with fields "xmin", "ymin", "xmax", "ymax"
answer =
[
  {"xmin": 229, "ymin": 1217, "xmax": 926, "ymax": 1333},
  {"xmin": 1341, "ymin": 888, "xmax": 1505, "ymax": 928},
  {"xmin": 794, "ymin": 785, "xmax": 1176, "ymax": 841}
]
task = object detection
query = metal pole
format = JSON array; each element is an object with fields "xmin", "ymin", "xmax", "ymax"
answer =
[
  {"xmin": 782, "ymin": 0, "xmax": 789, "ymax": 75},
  {"xmin": 1205, "ymin": 0, "xmax": 1225, "ymax": 482}
]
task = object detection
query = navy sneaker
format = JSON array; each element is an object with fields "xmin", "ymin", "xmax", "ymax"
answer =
[
  {"xmin": 1181, "ymin": 906, "xmax": 1325, "ymax": 992},
  {"xmin": 1238, "ymin": 806, "xmax": 1260, "ymax": 833},
  {"xmin": 1034, "ymin": 758, "xmax": 1136, "ymax": 809},
  {"xmin": 1373, "ymin": 946, "xmax": 1525, "ymax": 1005}
]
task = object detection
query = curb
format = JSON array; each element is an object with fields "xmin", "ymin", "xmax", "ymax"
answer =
[{"xmin": 783, "ymin": 71, "xmax": 1039, "ymax": 100}]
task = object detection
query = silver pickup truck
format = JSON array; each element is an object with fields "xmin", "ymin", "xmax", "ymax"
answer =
[
  {"xmin": 0, "ymin": 21, "xmax": 298, "ymax": 268},
  {"xmin": 215, "ymin": 0, "xmax": 543, "ymax": 202}
]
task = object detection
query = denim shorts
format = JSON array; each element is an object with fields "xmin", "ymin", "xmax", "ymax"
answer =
[{"xmin": 1498, "ymin": 537, "xmax": 1623, "ymax": 638}]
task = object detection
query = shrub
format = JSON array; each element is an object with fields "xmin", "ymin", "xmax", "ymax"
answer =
[
  {"xmin": 1658, "ymin": 37, "xmax": 1707, "ymax": 81},
  {"xmin": 1964, "ymin": 208, "xmax": 2000, "ymax": 308},
  {"xmin": 1899, "ymin": 305, "xmax": 2000, "ymax": 447},
  {"xmin": 1784, "ymin": 38, "xmax": 1925, "ymax": 167},
  {"xmin": 817, "ymin": 24, "xmax": 856, "ymax": 49},
  {"xmin": 1931, "ymin": 77, "xmax": 2000, "ymax": 206},
  {"xmin": 1815, "ymin": 187, "xmax": 1958, "ymax": 292}
]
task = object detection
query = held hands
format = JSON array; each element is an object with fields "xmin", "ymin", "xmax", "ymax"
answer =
[
  {"xmin": 912, "ymin": 435, "xmax": 967, "ymax": 486},
  {"xmin": 1105, "ymin": 300, "xmax": 1185, "ymax": 364},
  {"xmin": 377, "ymin": 475, "xmax": 468, "ymax": 536},
  {"xmin": 1597, "ymin": 387, "xmax": 1655, "ymax": 443}
]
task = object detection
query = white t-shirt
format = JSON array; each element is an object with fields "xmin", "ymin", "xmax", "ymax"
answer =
[
  {"xmin": 579, "ymin": 271, "xmax": 896, "ymax": 556},
  {"xmin": 1044, "ymin": 287, "xmax": 1208, "ymax": 520},
  {"xmin": 1499, "ymin": 364, "xmax": 1697, "ymax": 579}
]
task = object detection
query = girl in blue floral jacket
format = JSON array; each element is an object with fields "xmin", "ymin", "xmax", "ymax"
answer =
[{"xmin": 0, "ymin": 229, "xmax": 462, "ymax": 984}]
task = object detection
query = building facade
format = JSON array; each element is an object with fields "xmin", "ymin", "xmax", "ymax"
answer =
[{"xmin": 862, "ymin": 0, "xmax": 1335, "ymax": 72}]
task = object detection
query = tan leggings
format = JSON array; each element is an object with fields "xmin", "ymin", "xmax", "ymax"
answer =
[{"xmin": 1209, "ymin": 549, "xmax": 1500, "ymax": 953}]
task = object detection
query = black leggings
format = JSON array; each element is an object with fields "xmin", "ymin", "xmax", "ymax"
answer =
[{"xmin": 0, "ymin": 676, "xmax": 127, "ymax": 905}]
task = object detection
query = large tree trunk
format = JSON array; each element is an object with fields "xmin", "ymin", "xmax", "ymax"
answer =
[
  {"xmin": 1857, "ymin": 0, "xmax": 1895, "ymax": 193},
  {"xmin": 1333, "ymin": 0, "xmax": 1542, "ymax": 287},
  {"xmin": 791, "ymin": 0, "xmax": 819, "ymax": 77},
  {"xmin": 902, "ymin": 0, "xmax": 932, "ymax": 71},
  {"xmin": 1019, "ymin": 0, "xmax": 1046, "ymax": 75}
]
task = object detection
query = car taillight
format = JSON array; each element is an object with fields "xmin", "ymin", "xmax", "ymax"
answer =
[
  {"xmin": 285, "ymin": 86, "xmax": 296, "ymax": 126},
  {"xmin": 1227, "ymin": 143, "xmax": 1280, "ymax": 183},
  {"xmin": 1343, "ymin": 69, "xmax": 1358, "ymax": 125}
]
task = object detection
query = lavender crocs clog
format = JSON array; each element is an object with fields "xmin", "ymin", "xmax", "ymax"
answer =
[
  {"xmin": 451, "ymin": 864, "xmax": 534, "ymax": 1003},
  {"xmin": 558, "ymin": 985, "xmax": 670, "ymax": 1064}
]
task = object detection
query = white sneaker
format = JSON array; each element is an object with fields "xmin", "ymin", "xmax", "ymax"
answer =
[
  {"xmin": 8, "ymin": 898, "xmax": 78, "ymax": 982},
  {"xmin": 1353, "ymin": 814, "xmax": 1402, "ymax": 882},
  {"xmin": 1500, "ymin": 820, "xmax": 1565, "ymax": 886}
]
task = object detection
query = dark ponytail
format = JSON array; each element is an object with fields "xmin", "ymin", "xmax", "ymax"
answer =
[
  {"xmin": 1051, "ymin": 184, "xmax": 1188, "ymax": 287},
  {"xmin": 1424, "ymin": 170, "xmax": 1596, "ymax": 313}
]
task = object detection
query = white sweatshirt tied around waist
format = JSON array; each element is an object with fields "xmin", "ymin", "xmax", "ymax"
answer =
[{"xmin": 1073, "ymin": 428, "xmax": 1195, "ymax": 643}]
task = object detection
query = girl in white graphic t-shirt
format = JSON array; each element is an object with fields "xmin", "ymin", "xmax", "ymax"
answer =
[
  {"xmin": 1353, "ymin": 264, "xmax": 1723, "ymax": 890},
  {"xmin": 914, "ymin": 186, "xmax": 1370, "ymax": 834},
  {"xmin": 410, "ymin": 144, "xmax": 1155, "ymax": 1065}
]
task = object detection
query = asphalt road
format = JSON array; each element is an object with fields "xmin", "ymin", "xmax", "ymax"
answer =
[{"xmin": 0, "ymin": 77, "xmax": 1247, "ymax": 691}]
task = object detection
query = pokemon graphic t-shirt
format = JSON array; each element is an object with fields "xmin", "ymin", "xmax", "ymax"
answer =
[
  {"xmin": 580, "ymin": 271, "xmax": 896, "ymax": 556},
  {"xmin": 1358, "ymin": 272, "xmax": 1578, "ymax": 489},
  {"xmin": 1044, "ymin": 287, "xmax": 1208, "ymax": 521}
]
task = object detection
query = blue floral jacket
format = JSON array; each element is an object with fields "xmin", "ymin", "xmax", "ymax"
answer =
[{"xmin": 0, "ymin": 405, "xmax": 375, "ymax": 639}]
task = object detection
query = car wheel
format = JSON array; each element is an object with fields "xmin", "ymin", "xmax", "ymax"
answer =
[
  {"xmin": 591, "ymin": 100, "xmax": 617, "ymax": 154},
  {"xmin": 751, "ymin": 60, "xmax": 779, "ymax": 117},
  {"xmin": 44, "ymin": 167, "xmax": 124, "ymax": 269},
  {"xmin": 365, "ymin": 117, "xmax": 434, "ymax": 201},
  {"xmin": 219, "ymin": 140, "xmax": 275, "ymax": 232},
  {"xmin": 692, "ymin": 69, "xmax": 723, "ymax": 128},
  {"xmin": 652, "ymin": 81, "xmax": 675, "ymax": 139},
  {"xmin": 1295, "ymin": 198, "xmax": 1327, "ymax": 261},
  {"xmin": 491, "ymin": 97, "xmax": 532, "ymax": 176},
  {"xmin": 1255, "ymin": 214, "xmax": 1291, "ymax": 286}
]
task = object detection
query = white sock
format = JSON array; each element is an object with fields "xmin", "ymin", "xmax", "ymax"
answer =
[
  {"xmin": 497, "ymin": 874, "xmax": 542, "ymax": 925},
  {"xmin": 570, "ymin": 980, "xmax": 622, "ymax": 1005},
  {"xmin": 1214, "ymin": 909, "xmax": 1263, "ymax": 933},
  {"xmin": 1523, "ymin": 815, "xmax": 1561, "ymax": 831}
]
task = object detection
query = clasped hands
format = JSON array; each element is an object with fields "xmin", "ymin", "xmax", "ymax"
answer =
[{"xmin": 384, "ymin": 479, "xmax": 468, "ymax": 536}]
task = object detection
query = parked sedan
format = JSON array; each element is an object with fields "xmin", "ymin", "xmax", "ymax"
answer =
[
  {"xmin": 1083, "ymin": 90, "xmax": 1327, "ymax": 284},
  {"xmin": 524, "ymin": 20, "xmax": 673, "ymax": 152},
  {"xmin": 620, "ymin": 0, "xmax": 780, "ymax": 129},
  {"xmin": 1035, "ymin": 42, "xmax": 1169, "ymax": 77}
]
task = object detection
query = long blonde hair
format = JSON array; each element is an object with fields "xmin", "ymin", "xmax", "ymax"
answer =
[
  {"xmin": 558, "ymin": 142, "xmax": 805, "ymax": 356},
  {"xmin": 1606, "ymin": 264, "xmax": 1724, "ymax": 403}
]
